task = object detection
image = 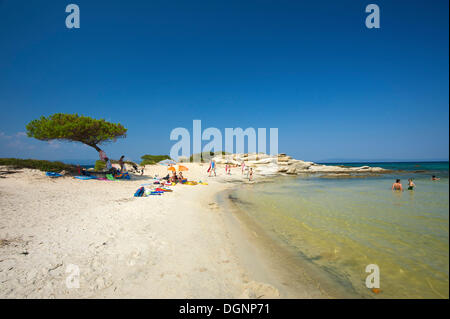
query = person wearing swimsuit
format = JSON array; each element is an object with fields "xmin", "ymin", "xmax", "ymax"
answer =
[
  {"xmin": 407, "ymin": 178, "xmax": 415, "ymax": 190},
  {"xmin": 209, "ymin": 160, "xmax": 216, "ymax": 177}
]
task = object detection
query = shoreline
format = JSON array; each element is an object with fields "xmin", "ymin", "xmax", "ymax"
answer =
[{"xmin": 217, "ymin": 186, "xmax": 362, "ymax": 299}]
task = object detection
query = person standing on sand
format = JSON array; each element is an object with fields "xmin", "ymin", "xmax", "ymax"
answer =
[
  {"xmin": 408, "ymin": 178, "xmax": 415, "ymax": 190},
  {"xmin": 249, "ymin": 168, "xmax": 253, "ymax": 181},
  {"xmin": 118, "ymin": 155, "xmax": 125, "ymax": 172},
  {"xmin": 241, "ymin": 161, "xmax": 245, "ymax": 175},
  {"xmin": 209, "ymin": 159, "xmax": 216, "ymax": 177},
  {"xmin": 392, "ymin": 179, "xmax": 403, "ymax": 191}
]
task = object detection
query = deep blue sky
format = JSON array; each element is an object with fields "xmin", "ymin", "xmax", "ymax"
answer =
[{"xmin": 0, "ymin": 0, "xmax": 448, "ymax": 163}]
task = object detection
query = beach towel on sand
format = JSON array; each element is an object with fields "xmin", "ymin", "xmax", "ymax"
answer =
[
  {"xmin": 106, "ymin": 174, "xmax": 116, "ymax": 181},
  {"xmin": 74, "ymin": 175, "xmax": 97, "ymax": 180},
  {"xmin": 115, "ymin": 172, "xmax": 130, "ymax": 180},
  {"xmin": 46, "ymin": 172, "xmax": 63, "ymax": 178}
]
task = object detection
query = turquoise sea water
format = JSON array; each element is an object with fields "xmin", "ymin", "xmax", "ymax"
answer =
[{"xmin": 230, "ymin": 162, "xmax": 449, "ymax": 298}]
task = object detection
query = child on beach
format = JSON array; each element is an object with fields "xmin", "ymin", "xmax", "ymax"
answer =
[{"xmin": 249, "ymin": 168, "xmax": 253, "ymax": 181}]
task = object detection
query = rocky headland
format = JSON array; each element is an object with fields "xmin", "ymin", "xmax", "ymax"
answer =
[{"xmin": 212, "ymin": 153, "xmax": 389, "ymax": 176}]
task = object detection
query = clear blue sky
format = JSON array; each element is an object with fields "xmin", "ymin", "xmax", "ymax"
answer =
[{"xmin": 0, "ymin": 0, "xmax": 448, "ymax": 163}]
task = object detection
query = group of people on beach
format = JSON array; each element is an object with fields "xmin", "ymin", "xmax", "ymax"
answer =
[
  {"xmin": 167, "ymin": 171, "xmax": 185, "ymax": 184},
  {"xmin": 392, "ymin": 175, "xmax": 440, "ymax": 191},
  {"xmin": 98, "ymin": 150, "xmax": 144, "ymax": 176},
  {"xmin": 101, "ymin": 151, "xmax": 125, "ymax": 175},
  {"xmin": 207, "ymin": 159, "xmax": 253, "ymax": 181}
]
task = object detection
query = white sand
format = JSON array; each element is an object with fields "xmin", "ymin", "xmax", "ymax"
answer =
[{"xmin": 0, "ymin": 163, "xmax": 322, "ymax": 298}]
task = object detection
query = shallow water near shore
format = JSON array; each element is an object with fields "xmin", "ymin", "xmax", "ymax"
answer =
[{"xmin": 229, "ymin": 162, "xmax": 449, "ymax": 298}]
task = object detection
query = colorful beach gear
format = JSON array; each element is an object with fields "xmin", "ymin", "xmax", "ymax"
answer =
[
  {"xmin": 155, "ymin": 188, "xmax": 172, "ymax": 192},
  {"xmin": 114, "ymin": 172, "xmax": 130, "ymax": 180},
  {"xmin": 46, "ymin": 172, "xmax": 62, "ymax": 178},
  {"xmin": 134, "ymin": 187, "xmax": 145, "ymax": 197},
  {"xmin": 74, "ymin": 175, "xmax": 97, "ymax": 180}
]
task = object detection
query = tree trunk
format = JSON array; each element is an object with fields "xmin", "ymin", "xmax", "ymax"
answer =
[{"xmin": 87, "ymin": 143, "xmax": 101, "ymax": 152}]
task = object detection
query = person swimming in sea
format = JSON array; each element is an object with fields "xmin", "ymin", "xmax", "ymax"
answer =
[
  {"xmin": 431, "ymin": 175, "xmax": 440, "ymax": 181},
  {"xmin": 392, "ymin": 179, "xmax": 403, "ymax": 191},
  {"xmin": 407, "ymin": 178, "xmax": 415, "ymax": 190}
]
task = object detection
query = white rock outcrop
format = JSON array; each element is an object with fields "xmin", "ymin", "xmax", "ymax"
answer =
[{"xmin": 211, "ymin": 153, "xmax": 387, "ymax": 176}]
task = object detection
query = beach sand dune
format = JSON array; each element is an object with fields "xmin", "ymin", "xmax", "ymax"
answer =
[{"xmin": 0, "ymin": 164, "xmax": 301, "ymax": 298}]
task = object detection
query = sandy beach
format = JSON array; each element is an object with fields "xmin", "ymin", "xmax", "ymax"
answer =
[{"xmin": 0, "ymin": 162, "xmax": 328, "ymax": 299}]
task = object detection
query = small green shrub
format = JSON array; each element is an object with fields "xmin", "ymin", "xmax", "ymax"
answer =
[
  {"xmin": 140, "ymin": 155, "xmax": 171, "ymax": 166},
  {"xmin": 0, "ymin": 158, "xmax": 77, "ymax": 173}
]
